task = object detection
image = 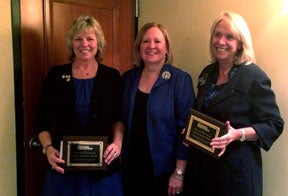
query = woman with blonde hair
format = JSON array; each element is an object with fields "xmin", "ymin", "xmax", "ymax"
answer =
[
  {"xmin": 184, "ymin": 11, "xmax": 284, "ymax": 196},
  {"xmin": 36, "ymin": 15, "xmax": 124, "ymax": 196}
]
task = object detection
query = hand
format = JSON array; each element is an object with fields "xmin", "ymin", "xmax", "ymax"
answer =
[
  {"xmin": 103, "ymin": 142, "xmax": 121, "ymax": 165},
  {"xmin": 168, "ymin": 171, "xmax": 183, "ymax": 196},
  {"xmin": 46, "ymin": 146, "xmax": 65, "ymax": 174},
  {"xmin": 210, "ymin": 121, "xmax": 236, "ymax": 157}
]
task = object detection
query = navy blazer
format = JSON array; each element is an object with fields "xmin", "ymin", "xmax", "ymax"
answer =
[
  {"xmin": 188, "ymin": 62, "xmax": 284, "ymax": 196},
  {"xmin": 122, "ymin": 64, "xmax": 196, "ymax": 177}
]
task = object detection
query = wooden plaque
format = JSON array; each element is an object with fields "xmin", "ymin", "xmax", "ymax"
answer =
[{"xmin": 184, "ymin": 109, "xmax": 227, "ymax": 159}]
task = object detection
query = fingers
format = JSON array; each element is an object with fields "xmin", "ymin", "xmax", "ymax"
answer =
[
  {"xmin": 210, "ymin": 138, "xmax": 228, "ymax": 147},
  {"xmin": 168, "ymin": 185, "xmax": 182, "ymax": 196},
  {"xmin": 210, "ymin": 136, "xmax": 228, "ymax": 157},
  {"xmin": 226, "ymin": 120, "xmax": 231, "ymax": 128},
  {"xmin": 182, "ymin": 141, "xmax": 189, "ymax": 147},
  {"xmin": 51, "ymin": 164, "xmax": 65, "ymax": 174},
  {"xmin": 47, "ymin": 148, "xmax": 65, "ymax": 174},
  {"xmin": 103, "ymin": 143, "xmax": 121, "ymax": 165},
  {"xmin": 168, "ymin": 189, "xmax": 182, "ymax": 195},
  {"xmin": 218, "ymin": 147, "xmax": 226, "ymax": 157},
  {"xmin": 181, "ymin": 128, "xmax": 186, "ymax": 134},
  {"xmin": 168, "ymin": 172, "xmax": 183, "ymax": 196}
]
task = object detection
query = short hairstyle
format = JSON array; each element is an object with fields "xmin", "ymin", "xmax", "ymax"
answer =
[
  {"xmin": 133, "ymin": 22, "xmax": 173, "ymax": 67},
  {"xmin": 66, "ymin": 15, "xmax": 106, "ymax": 62},
  {"xmin": 209, "ymin": 11, "xmax": 255, "ymax": 65}
]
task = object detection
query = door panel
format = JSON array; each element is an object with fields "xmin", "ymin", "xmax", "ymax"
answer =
[
  {"xmin": 20, "ymin": 1, "xmax": 135, "ymax": 195},
  {"xmin": 45, "ymin": 0, "xmax": 134, "ymax": 73}
]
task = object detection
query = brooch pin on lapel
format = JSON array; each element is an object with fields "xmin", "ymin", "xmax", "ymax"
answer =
[
  {"xmin": 198, "ymin": 73, "xmax": 207, "ymax": 86},
  {"xmin": 62, "ymin": 74, "xmax": 71, "ymax": 82},
  {"xmin": 162, "ymin": 71, "xmax": 171, "ymax": 80}
]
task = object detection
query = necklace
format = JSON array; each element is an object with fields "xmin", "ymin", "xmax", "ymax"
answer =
[{"xmin": 72, "ymin": 62, "xmax": 98, "ymax": 78}]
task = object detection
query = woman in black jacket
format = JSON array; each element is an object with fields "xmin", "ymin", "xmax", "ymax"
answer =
[
  {"xmin": 36, "ymin": 15, "xmax": 124, "ymax": 196},
  {"xmin": 184, "ymin": 11, "xmax": 284, "ymax": 196}
]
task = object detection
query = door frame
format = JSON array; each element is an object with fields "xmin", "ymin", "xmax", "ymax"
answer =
[{"xmin": 11, "ymin": 0, "xmax": 25, "ymax": 195}]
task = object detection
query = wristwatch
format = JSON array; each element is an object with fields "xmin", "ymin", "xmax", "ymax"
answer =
[
  {"xmin": 176, "ymin": 168, "xmax": 184, "ymax": 175},
  {"xmin": 240, "ymin": 129, "xmax": 245, "ymax": 142},
  {"xmin": 42, "ymin": 144, "xmax": 53, "ymax": 155}
]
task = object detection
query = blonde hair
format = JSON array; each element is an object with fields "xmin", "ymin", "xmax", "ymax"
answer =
[
  {"xmin": 133, "ymin": 22, "xmax": 173, "ymax": 67},
  {"xmin": 66, "ymin": 15, "xmax": 106, "ymax": 62},
  {"xmin": 209, "ymin": 11, "xmax": 255, "ymax": 65}
]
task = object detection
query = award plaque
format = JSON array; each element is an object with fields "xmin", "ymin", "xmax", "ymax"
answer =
[
  {"xmin": 60, "ymin": 136, "xmax": 108, "ymax": 171},
  {"xmin": 184, "ymin": 109, "xmax": 227, "ymax": 159}
]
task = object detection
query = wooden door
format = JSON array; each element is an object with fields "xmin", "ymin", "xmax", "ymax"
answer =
[{"xmin": 20, "ymin": 0, "xmax": 135, "ymax": 195}]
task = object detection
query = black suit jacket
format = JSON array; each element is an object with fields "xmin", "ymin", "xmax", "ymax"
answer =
[{"xmin": 188, "ymin": 62, "xmax": 284, "ymax": 195}]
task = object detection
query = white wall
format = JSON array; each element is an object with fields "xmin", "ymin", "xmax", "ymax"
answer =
[
  {"xmin": 0, "ymin": 0, "xmax": 17, "ymax": 196},
  {"xmin": 139, "ymin": 0, "xmax": 288, "ymax": 195}
]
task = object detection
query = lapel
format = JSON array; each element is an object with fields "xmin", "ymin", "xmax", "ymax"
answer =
[
  {"xmin": 207, "ymin": 81, "xmax": 236, "ymax": 108},
  {"xmin": 152, "ymin": 64, "xmax": 173, "ymax": 90},
  {"xmin": 196, "ymin": 63, "xmax": 255, "ymax": 110},
  {"xmin": 58, "ymin": 63, "xmax": 74, "ymax": 94}
]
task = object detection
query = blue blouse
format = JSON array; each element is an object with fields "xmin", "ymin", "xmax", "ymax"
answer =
[
  {"xmin": 73, "ymin": 77, "xmax": 94, "ymax": 130},
  {"xmin": 203, "ymin": 66, "xmax": 238, "ymax": 109}
]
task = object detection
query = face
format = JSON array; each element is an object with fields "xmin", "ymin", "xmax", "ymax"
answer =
[
  {"xmin": 72, "ymin": 29, "xmax": 98, "ymax": 61},
  {"xmin": 211, "ymin": 20, "xmax": 241, "ymax": 64},
  {"xmin": 140, "ymin": 27, "xmax": 168, "ymax": 66}
]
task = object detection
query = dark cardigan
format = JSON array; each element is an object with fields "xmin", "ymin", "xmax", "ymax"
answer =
[{"xmin": 35, "ymin": 63, "xmax": 123, "ymax": 176}]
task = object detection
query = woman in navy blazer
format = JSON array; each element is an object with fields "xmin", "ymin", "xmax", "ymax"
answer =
[
  {"xmin": 121, "ymin": 23, "xmax": 195, "ymax": 196},
  {"xmin": 184, "ymin": 11, "xmax": 284, "ymax": 196}
]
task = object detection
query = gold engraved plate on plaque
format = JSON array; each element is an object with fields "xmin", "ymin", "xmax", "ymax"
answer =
[{"xmin": 60, "ymin": 136, "xmax": 108, "ymax": 170}]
